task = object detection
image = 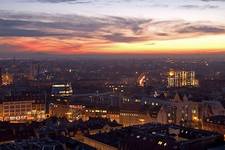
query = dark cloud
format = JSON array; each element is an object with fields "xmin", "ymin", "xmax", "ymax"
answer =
[
  {"xmin": 0, "ymin": 19, "xmax": 70, "ymax": 37},
  {"xmin": 0, "ymin": 12, "xmax": 225, "ymax": 43},
  {"xmin": 103, "ymin": 33, "xmax": 146, "ymax": 43},
  {"xmin": 0, "ymin": 28, "xmax": 65, "ymax": 37},
  {"xmin": 177, "ymin": 25, "xmax": 225, "ymax": 34},
  {"xmin": 3, "ymin": 18, "xmax": 104, "ymax": 37},
  {"xmin": 156, "ymin": 33, "xmax": 169, "ymax": 36},
  {"xmin": 180, "ymin": 4, "xmax": 218, "ymax": 9},
  {"xmin": 0, "ymin": 13, "xmax": 149, "ymax": 41},
  {"xmin": 36, "ymin": 0, "xmax": 91, "ymax": 3},
  {"xmin": 202, "ymin": 0, "xmax": 225, "ymax": 2}
]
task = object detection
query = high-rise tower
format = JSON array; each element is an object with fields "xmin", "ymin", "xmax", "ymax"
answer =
[{"xmin": 167, "ymin": 70, "xmax": 199, "ymax": 88}]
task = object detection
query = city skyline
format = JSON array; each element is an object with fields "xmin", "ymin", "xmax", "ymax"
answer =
[{"xmin": 0, "ymin": 0, "xmax": 225, "ymax": 56}]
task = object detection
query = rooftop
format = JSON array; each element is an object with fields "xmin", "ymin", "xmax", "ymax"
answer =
[
  {"xmin": 205, "ymin": 115, "xmax": 225, "ymax": 126},
  {"xmin": 88, "ymin": 123, "xmax": 224, "ymax": 150}
]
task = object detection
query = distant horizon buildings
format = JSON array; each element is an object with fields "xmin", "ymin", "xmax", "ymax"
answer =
[{"xmin": 167, "ymin": 70, "xmax": 199, "ymax": 88}]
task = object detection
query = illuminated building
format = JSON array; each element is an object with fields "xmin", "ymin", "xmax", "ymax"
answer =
[
  {"xmin": 83, "ymin": 107, "xmax": 151, "ymax": 127},
  {"xmin": 51, "ymin": 83, "xmax": 73, "ymax": 97},
  {"xmin": 2, "ymin": 72, "xmax": 13, "ymax": 85},
  {"xmin": 106, "ymin": 83, "xmax": 126, "ymax": 93},
  {"xmin": 137, "ymin": 72, "xmax": 150, "ymax": 87},
  {"xmin": 0, "ymin": 100, "xmax": 46, "ymax": 122},
  {"xmin": 167, "ymin": 70, "xmax": 199, "ymax": 88},
  {"xmin": 49, "ymin": 104, "xmax": 84, "ymax": 121},
  {"xmin": 143, "ymin": 93, "xmax": 225, "ymax": 128}
]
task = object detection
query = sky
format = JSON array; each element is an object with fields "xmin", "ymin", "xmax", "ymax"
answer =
[{"xmin": 0, "ymin": 0, "xmax": 225, "ymax": 57}]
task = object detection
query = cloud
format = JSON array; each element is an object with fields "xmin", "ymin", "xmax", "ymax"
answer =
[
  {"xmin": 0, "ymin": 12, "xmax": 150, "ymax": 42},
  {"xmin": 1, "ymin": 12, "xmax": 225, "ymax": 42},
  {"xmin": 36, "ymin": 0, "xmax": 91, "ymax": 3},
  {"xmin": 103, "ymin": 33, "xmax": 146, "ymax": 43},
  {"xmin": 0, "ymin": 19, "xmax": 71, "ymax": 37},
  {"xmin": 1, "ymin": 11, "xmax": 225, "ymax": 56},
  {"xmin": 201, "ymin": 0, "xmax": 225, "ymax": 2},
  {"xmin": 0, "ymin": 44, "xmax": 80, "ymax": 59},
  {"xmin": 177, "ymin": 25, "xmax": 225, "ymax": 33},
  {"xmin": 180, "ymin": 4, "xmax": 219, "ymax": 9}
]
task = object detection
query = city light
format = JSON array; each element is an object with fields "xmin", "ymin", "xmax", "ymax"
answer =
[{"xmin": 0, "ymin": 0, "xmax": 225, "ymax": 149}]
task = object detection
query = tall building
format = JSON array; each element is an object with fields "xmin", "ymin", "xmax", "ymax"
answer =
[
  {"xmin": 28, "ymin": 63, "xmax": 40, "ymax": 80},
  {"xmin": 167, "ymin": 70, "xmax": 199, "ymax": 88}
]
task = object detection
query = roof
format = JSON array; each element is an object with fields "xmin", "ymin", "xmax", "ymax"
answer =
[{"xmin": 205, "ymin": 115, "xmax": 225, "ymax": 126}]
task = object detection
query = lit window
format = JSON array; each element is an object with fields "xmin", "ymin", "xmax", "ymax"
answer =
[
  {"xmin": 158, "ymin": 141, "xmax": 163, "ymax": 145},
  {"xmin": 192, "ymin": 109, "xmax": 197, "ymax": 114}
]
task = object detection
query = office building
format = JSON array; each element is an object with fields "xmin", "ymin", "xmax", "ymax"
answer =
[
  {"xmin": 0, "ymin": 100, "xmax": 46, "ymax": 122},
  {"xmin": 167, "ymin": 70, "xmax": 199, "ymax": 88},
  {"xmin": 51, "ymin": 83, "xmax": 73, "ymax": 97}
]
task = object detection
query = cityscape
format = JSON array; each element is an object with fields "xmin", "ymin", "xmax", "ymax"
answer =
[{"xmin": 1, "ymin": 0, "xmax": 225, "ymax": 150}]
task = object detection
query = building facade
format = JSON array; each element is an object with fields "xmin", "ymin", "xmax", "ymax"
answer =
[
  {"xmin": 0, "ymin": 100, "xmax": 46, "ymax": 122},
  {"xmin": 51, "ymin": 83, "xmax": 73, "ymax": 97},
  {"xmin": 167, "ymin": 70, "xmax": 199, "ymax": 88}
]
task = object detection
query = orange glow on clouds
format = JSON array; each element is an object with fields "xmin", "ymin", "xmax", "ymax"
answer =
[{"xmin": 1, "ymin": 34, "xmax": 225, "ymax": 55}]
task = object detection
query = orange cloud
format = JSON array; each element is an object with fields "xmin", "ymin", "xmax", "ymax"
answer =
[{"xmin": 1, "ymin": 34, "xmax": 225, "ymax": 55}]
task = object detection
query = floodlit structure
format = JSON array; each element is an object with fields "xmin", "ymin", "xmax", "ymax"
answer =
[
  {"xmin": 2, "ymin": 72, "xmax": 13, "ymax": 85},
  {"xmin": 167, "ymin": 70, "xmax": 199, "ymax": 88}
]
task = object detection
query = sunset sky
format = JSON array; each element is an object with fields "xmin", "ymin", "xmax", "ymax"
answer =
[{"xmin": 0, "ymin": 0, "xmax": 225, "ymax": 57}]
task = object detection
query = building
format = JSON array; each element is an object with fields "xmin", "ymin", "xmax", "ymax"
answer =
[
  {"xmin": 68, "ymin": 91, "xmax": 225, "ymax": 128},
  {"xmin": 137, "ymin": 72, "xmax": 151, "ymax": 87},
  {"xmin": 28, "ymin": 63, "xmax": 40, "ymax": 80},
  {"xmin": 167, "ymin": 70, "xmax": 199, "ymax": 88},
  {"xmin": 84, "ymin": 107, "xmax": 151, "ymax": 127},
  {"xmin": 143, "ymin": 93, "xmax": 225, "ymax": 129},
  {"xmin": 0, "ymin": 137, "xmax": 96, "ymax": 150},
  {"xmin": 2, "ymin": 72, "xmax": 13, "ymax": 85},
  {"xmin": 85, "ymin": 123, "xmax": 225, "ymax": 150},
  {"xmin": 203, "ymin": 115, "xmax": 225, "ymax": 139},
  {"xmin": 0, "ymin": 100, "xmax": 46, "ymax": 122},
  {"xmin": 51, "ymin": 83, "xmax": 73, "ymax": 97},
  {"xmin": 49, "ymin": 103, "xmax": 84, "ymax": 121}
]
